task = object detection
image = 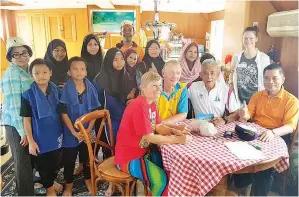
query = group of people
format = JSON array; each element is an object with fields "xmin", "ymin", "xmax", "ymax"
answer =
[{"xmin": 1, "ymin": 19, "xmax": 298, "ymax": 197}]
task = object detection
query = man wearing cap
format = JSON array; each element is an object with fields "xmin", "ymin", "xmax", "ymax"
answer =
[
  {"xmin": 0, "ymin": 37, "xmax": 35, "ymax": 195},
  {"xmin": 116, "ymin": 20, "xmax": 144, "ymax": 62},
  {"xmin": 235, "ymin": 63, "xmax": 299, "ymax": 196},
  {"xmin": 188, "ymin": 59, "xmax": 239, "ymax": 126}
]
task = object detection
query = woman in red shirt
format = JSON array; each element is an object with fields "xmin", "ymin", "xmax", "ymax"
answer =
[{"xmin": 115, "ymin": 71, "xmax": 191, "ymax": 196}]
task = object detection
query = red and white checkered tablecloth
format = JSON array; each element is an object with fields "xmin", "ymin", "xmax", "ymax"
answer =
[{"xmin": 160, "ymin": 121, "xmax": 290, "ymax": 196}]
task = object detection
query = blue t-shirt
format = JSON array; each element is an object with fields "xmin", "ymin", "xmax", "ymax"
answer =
[
  {"xmin": 21, "ymin": 82, "xmax": 63, "ymax": 154},
  {"xmin": 93, "ymin": 80, "xmax": 126, "ymax": 140},
  {"xmin": 60, "ymin": 78, "xmax": 100, "ymax": 148}
]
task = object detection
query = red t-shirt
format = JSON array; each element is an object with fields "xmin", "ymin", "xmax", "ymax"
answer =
[{"xmin": 115, "ymin": 95, "xmax": 161, "ymax": 165}]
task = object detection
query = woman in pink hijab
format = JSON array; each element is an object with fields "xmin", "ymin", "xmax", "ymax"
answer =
[{"xmin": 178, "ymin": 41, "xmax": 201, "ymax": 84}]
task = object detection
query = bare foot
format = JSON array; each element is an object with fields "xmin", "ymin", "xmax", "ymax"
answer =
[
  {"xmin": 73, "ymin": 163, "xmax": 83, "ymax": 176},
  {"xmin": 46, "ymin": 185, "xmax": 57, "ymax": 196},
  {"xmin": 105, "ymin": 182, "xmax": 113, "ymax": 196},
  {"xmin": 85, "ymin": 179, "xmax": 92, "ymax": 194},
  {"xmin": 53, "ymin": 182, "xmax": 63, "ymax": 193},
  {"xmin": 62, "ymin": 183, "xmax": 73, "ymax": 196}
]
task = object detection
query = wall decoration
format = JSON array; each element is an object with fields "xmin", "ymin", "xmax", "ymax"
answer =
[{"xmin": 92, "ymin": 10, "xmax": 135, "ymax": 32}]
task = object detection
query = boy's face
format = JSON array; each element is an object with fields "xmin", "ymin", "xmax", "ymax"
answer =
[
  {"xmin": 31, "ymin": 64, "xmax": 52, "ymax": 86},
  {"xmin": 142, "ymin": 79, "xmax": 162, "ymax": 100},
  {"xmin": 68, "ymin": 61, "xmax": 87, "ymax": 80}
]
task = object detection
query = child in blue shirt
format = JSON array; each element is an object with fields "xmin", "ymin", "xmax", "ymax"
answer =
[
  {"xmin": 59, "ymin": 56, "xmax": 100, "ymax": 196},
  {"xmin": 21, "ymin": 58, "xmax": 63, "ymax": 196}
]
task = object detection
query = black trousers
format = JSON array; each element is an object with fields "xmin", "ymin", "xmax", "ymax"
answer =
[
  {"xmin": 233, "ymin": 134, "xmax": 291, "ymax": 196},
  {"xmin": 62, "ymin": 142, "xmax": 93, "ymax": 183},
  {"xmin": 32, "ymin": 149, "xmax": 61, "ymax": 188},
  {"xmin": 4, "ymin": 125, "xmax": 34, "ymax": 196}
]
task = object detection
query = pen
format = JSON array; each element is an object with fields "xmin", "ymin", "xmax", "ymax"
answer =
[{"xmin": 248, "ymin": 143, "xmax": 262, "ymax": 150}]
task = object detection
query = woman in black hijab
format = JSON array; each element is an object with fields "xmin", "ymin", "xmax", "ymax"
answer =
[
  {"xmin": 136, "ymin": 39, "xmax": 165, "ymax": 76},
  {"xmin": 81, "ymin": 34, "xmax": 103, "ymax": 82},
  {"xmin": 44, "ymin": 39, "xmax": 68, "ymax": 88}
]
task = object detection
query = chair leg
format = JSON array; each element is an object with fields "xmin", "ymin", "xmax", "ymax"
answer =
[{"xmin": 125, "ymin": 182, "xmax": 130, "ymax": 196}]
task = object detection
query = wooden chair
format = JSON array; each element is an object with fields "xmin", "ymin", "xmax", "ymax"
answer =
[
  {"xmin": 74, "ymin": 110, "xmax": 147, "ymax": 196},
  {"xmin": 281, "ymin": 124, "xmax": 298, "ymax": 195}
]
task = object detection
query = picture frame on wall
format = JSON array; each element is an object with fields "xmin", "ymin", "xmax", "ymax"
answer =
[{"xmin": 92, "ymin": 10, "xmax": 136, "ymax": 32}]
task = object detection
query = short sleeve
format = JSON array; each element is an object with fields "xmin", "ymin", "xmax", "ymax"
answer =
[
  {"xmin": 132, "ymin": 104, "xmax": 152, "ymax": 136},
  {"xmin": 20, "ymin": 97, "xmax": 32, "ymax": 117},
  {"xmin": 227, "ymin": 90, "xmax": 240, "ymax": 113},
  {"xmin": 282, "ymin": 97, "xmax": 299, "ymax": 130},
  {"xmin": 57, "ymin": 103, "xmax": 67, "ymax": 114},
  {"xmin": 177, "ymin": 87, "xmax": 188, "ymax": 113}
]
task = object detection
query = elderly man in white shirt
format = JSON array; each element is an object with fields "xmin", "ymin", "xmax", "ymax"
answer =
[{"xmin": 188, "ymin": 59, "xmax": 239, "ymax": 126}]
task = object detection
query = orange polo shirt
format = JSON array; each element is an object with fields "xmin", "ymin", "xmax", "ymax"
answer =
[
  {"xmin": 248, "ymin": 87, "xmax": 299, "ymax": 130},
  {"xmin": 120, "ymin": 44, "xmax": 144, "ymax": 62}
]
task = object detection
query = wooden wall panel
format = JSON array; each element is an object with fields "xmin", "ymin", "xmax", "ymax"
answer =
[
  {"xmin": 279, "ymin": 37, "xmax": 298, "ymax": 97},
  {"xmin": 141, "ymin": 11, "xmax": 209, "ymax": 45},
  {"xmin": 246, "ymin": 1, "xmax": 277, "ymax": 53}
]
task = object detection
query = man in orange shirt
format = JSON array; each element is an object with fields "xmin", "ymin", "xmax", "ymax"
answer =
[
  {"xmin": 234, "ymin": 63, "xmax": 299, "ymax": 196},
  {"xmin": 116, "ymin": 20, "xmax": 144, "ymax": 62}
]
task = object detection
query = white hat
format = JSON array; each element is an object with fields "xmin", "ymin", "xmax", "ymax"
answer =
[{"xmin": 6, "ymin": 37, "xmax": 33, "ymax": 61}]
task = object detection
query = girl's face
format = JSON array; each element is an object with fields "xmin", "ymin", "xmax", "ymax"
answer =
[
  {"xmin": 127, "ymin": 53, "xmax": 138, "ymax": 67},
  {"xmin": 86, "ymin": 39, "xmax": 100, "ymax": 55},
  {"xmin": 113, "ymin": 52, "xmax": 125, "ymax": 71},
  {"xmin": 52, "ymin": 46, "xmax": 66, "ymax": 62},
  {"xmin": 243, "ymin": 31, "xmax": 258, "ymax": 49},
  {"xmin": 185, "ymin": 45, "xmax": 198, "ymax": 62},
  {"xmin": 148, "ymin": 43, "xmax": 160, "ymax": 58},
  {"xmin": 11, "ymin": 46, "xmax": 30, "ymax": 67}
]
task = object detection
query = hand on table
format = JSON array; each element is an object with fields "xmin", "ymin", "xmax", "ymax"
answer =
[
  {"xmin": 210, "ymin": 117, "xmax": 226, "ymax": 126},
  {"xmin": 238, "ymin": 101, "xmax": 250, "ymax": 122},
  {"xmin": 259, "ymin": 130, "xmax": 275, "ymax": 142},
  {"xmin": 172, "ymin": 125, "xmax": 192, "ymax": 135},
  {"xmin": 174, "ymin": 134, "xmax": 192, "ymax": 144}
]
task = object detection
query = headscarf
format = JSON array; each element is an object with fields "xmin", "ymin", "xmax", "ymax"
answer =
[
  {"xmin": 123, "ymin": 48, "xmax": 138, "ymax": 96},
  {"xmin": 94, "ymin": 48, "xmax": 126, "ymax": 100},
  {"xmin": 178, "ymin": 41, "xmax": 201, "ymax": 83},
  {"xmin": 81, "ymin": 34, "xmax": 103, "ymax": 82},
  {"xmin": 44, "ymin": 39, "xmax": 68, "ymax": 86},
  {"xmin": 139, "ymin": 40, "xmax": 165, "ymax": 76}
]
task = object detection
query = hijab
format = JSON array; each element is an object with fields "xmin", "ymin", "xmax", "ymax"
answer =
[
  {"xmin": 139, "ymin": 40, "xmax": 165, "ymax": 76},
  {"xmin": 178, "ymin": 41, "xmax": 201, "ymax": 83},
  {"xmin": 81, "ymin": 34, "xmax": 103, "ymax": 82},
  {"xmin": 44, "ymin": 39, "xmax": 68, "ymax": 86},
  {"xmin": 123, "ymin": 48, "xmax": 138, "ymax": 96},
  {"xmin": 94, "ymin": 48, "xmax": 126, "ymax": 100}
]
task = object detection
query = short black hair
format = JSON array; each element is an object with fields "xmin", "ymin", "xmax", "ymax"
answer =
[
  {"xmin": 200, "ymin": 53, "xmax": 216, "ymax": 64},
  {"xmin": 263, "ymin": 63, "xmax": 285, "ymax": 77},
  {"xmin": 29, "ymin": 58, "xmax": 52, "ymax": 74},
  {"xmin": 68, "ymin": 56, "xmax": 87, "ymax": 70},
  {"xmin": 244, "ymin": 26, "xmax": 259, "ymax": 38}
]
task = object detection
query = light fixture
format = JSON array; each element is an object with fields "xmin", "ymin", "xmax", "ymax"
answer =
[{"xmin": 144, "ymin": 0, "xmax": 176, "ymax": 40}]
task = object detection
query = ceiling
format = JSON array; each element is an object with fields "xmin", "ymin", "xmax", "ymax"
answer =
[{"xmin": 0, "ymin": 0, "xmax": 226, "ymax": 13}]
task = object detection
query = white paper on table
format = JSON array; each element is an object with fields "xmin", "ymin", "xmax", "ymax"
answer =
[{"xmin": 224, "ymin": 141, "xmax": 266, "ymax": 160}]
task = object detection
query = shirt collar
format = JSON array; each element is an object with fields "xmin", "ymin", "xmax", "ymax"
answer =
[
  {"xmin": 262, "ymin": 86, "xmax": 285, "ymax": 99},
  {"xmin": 201, "ymin": 81, "xmax": 220, "ymax": 92}
]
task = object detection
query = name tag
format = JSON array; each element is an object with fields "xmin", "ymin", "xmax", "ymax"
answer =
[{"xmin": 237, "ymin": 63, "xmax": 247, "ymax": 68}]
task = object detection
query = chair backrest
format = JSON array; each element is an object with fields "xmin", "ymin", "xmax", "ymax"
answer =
[
  {"xmin": 289, "ymin": 123, "xmax": 298, "ymax": 154},
  {"xmin": 74, "ymin": 110, "xmax": 115, "ymax": 166}
]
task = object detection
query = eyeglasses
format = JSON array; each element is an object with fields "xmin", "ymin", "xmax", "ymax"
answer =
[{"xmin": 12, "ymin": 51, "xmax": 30, "ymax": 59}]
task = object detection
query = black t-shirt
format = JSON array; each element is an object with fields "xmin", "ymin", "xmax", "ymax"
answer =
[{"xmin": 237, "ymin": 53, "xmax": 258, "ymax": 104}]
